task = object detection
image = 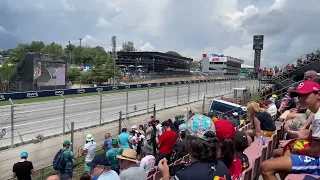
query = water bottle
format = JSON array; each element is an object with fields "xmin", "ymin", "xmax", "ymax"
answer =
[{"xmin": 259, "ymin": 134, "xmax": 265, "ymax": 146}]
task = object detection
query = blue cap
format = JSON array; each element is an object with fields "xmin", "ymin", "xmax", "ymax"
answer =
[
  {"xmin": 20, "ymin": 152, "xmax": 28, "ymax": 158},
  {"xmin": 87, "ymin": 154, "xmax": 109, "ymax": 167}
]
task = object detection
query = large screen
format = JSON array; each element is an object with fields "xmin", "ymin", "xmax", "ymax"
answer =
[{"xmin": 34, "ymin": 61, "xmax": 66, "ymax": 86}]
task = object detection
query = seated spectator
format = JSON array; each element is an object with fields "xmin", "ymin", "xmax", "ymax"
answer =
[
  {"xmin": 304, "ymin": 70, "xmax": 318, "ymax": 81},
  {"xmin": 140, "ymin": 155, "xmax": 156, "ymax": 174},
  {"xmin": 13, "ymin": 152, "xmax": 34, "ymax": 180},
  {"xmin": 215, "ymin": 119, "xmax": 242, "ymax": 179},
  {"xmin": 279, "ymin": 87, "xmax": 296, "ymax": 113},
  {"xmin": 245, "ymin": 101, "xmax": 276, "ymax": 142},
  {"xmin": 87, "ymin": 154, "xmax": 120, "ymax": 180},
  {"xmin": 117, "ymin": 149, "xmax": 147, "ymax": 180},
  {"xmin": 234, "ymin": 131, "xmax": 250, "ymax": 171},
  {"xmin": 261, "ymin": 81, "xmax": 320, "ymax": 179},
  {"xmin": 156, "ymin": 121, "xmax": 178, "ymax": 165},
  {"xmin": 158, "ymin": 114, "xmax": 231, "ymax": 180}
]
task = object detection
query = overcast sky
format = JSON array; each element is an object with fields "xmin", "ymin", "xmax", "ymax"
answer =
[{"xmin": 1, "ymin": 0, "xmax": 320, "ymax": 67}]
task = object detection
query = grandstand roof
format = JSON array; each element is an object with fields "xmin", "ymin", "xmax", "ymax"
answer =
[{"xmin": 241, "ymin": 64, "xmax": 254, "ymax": 69}]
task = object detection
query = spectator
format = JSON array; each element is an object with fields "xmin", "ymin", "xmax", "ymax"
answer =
[
  {"xmin": 155, "ymin": 120, "xmax": 163, "ymax": 136},
  {"xmin": 103, "ymin": 133, "xmax": 112, "ymax": 153},
  {"xmin": 304, "ymin": 70, "xmax": 318, "ymax": 81},
  {"xmin": 245, "ymin": 101, "xmax": 276, "ymax": 143},
  {"xmin": 215, "ymin": 119, "xmax": 242, "ymax": 179},
  {"xmin": 106, "ymin": 139, "xmax": 123, "ymax": 174},
  {"xmin": 167, "ymin": 119, "xmax": 178, "ymax": 133},
  {"xmin": 118, "ymin": 128, "xmax": 132, "ymax": 149},
  {"xmin": 87, "ymin": 154, "xmax": 120, "ymax": 180},
  {"xmin": 140, "ymin": 155, "xmax": 156, "ymax": 174},
  {"xmin": 80, "ymin": 173, "xmax": 91, "ymax": 180},
  {"xmin": 261, "ymin": 81, "xmax": 320, "ymax": 179},
  {"xmin": 82, "ymin": 134, "xmax": 97, "ymax": 172},
  {"xmin": 117, "ymin": 149, "xmax": 147, "ymax": 180},
  {"xmin": 175, "ymin": 123, "xmax": 188, "ymax": 160},
  {"xmin": 53, "ymin": 140, "xmax": 79, "ymax": 179},
  {"xmin": 138, "ymin": 125, "xmax": 146, "ymax": 136},
  {"xmin": 279, "ymin": 87, "xmax": 296, "ymax": 113},
  {"xmin": 46, "ymin": 175, "xmax": 61, "ymax": 180},
  {"xmin": 156, "ymin": 121, "xmax": 178, "ymax": 165},
  {"xmin": 174, "ymin": 114, "xmax": 184, "ymax": 130},
  {"xmin": 13, "ymin": 152, "xmax": 34, "ymax": 180},
  {"xmin": 234, "ymin": 131, "xmax": 250, "ymax": 171},
  {"xmin": 159, "ymin": 115, "xmax": 231, "ymax": 180}
]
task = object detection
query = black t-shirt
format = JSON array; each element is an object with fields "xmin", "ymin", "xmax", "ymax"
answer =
[
  {"xmin": 13, "ymin": 161, "xmax": 33, "ymax": 180},
  {"xmin": 255, "ymin": 112, "xmax": 276, "ymax": 131},
  {"xmin": 175, "ymin": 160, "xmax": 231, "ymax": 180},
  {"xmin": 236, "ymin": 153, "xmax": 250, "ymax": 171}
]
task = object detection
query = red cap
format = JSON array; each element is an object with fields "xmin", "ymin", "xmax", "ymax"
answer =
[
  {"xmin": 214, "ymin": 119, "xmax": 235, "ymax": 142},
  {"xmin": 261, "ymin": 101, "xmax": 269, "ymax": 106},
  {"xmin": 291, "ymin": 81, "xmax": 320, "ymax": 97}
]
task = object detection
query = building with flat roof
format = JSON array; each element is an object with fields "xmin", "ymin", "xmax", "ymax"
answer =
[
  {"xmin": 116, "ymin": 51, "xmax": 193, "ymax": 75},
  {"xmin": 200, "ymin": 54, "xmax": 244, "ymax": 75}
]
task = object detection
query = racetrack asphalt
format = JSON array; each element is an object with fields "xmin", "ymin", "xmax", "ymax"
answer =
[{"xmin": 0, "ymin": 79, "xmax": 257, "ymax": 148}]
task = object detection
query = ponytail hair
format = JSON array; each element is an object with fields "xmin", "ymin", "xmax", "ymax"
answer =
[{"xmin": 221, "ymin": 138, "xmax": 236, "ymax": 168}]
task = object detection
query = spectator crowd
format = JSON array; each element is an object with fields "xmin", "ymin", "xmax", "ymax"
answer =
[{"xmin": 10, "ymin": 69, "xmax": 320, "ymax": 180}]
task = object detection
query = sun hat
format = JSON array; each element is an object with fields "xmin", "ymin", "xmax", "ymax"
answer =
[
  {"xmin": 63, "ymin": 140, "xmax": 72, "ymax": 146},
  {"xmin": 214, "ymin": 119, "xmax": 235, "ymax": 142},
  {"xmin": 131, "ymin": 125, "xmax": 138, "ymax": 129},
  {"xmin": 87, "ymin": 154, "xmax": 110, "ymax": 168},
  {"xmin": 291, "ymin": 81, "xmax": 320, "ymax": 97},
  {"xmin": 116, "ymin": 149, "xmax": 140, "ymax": 163},
  {"xmin": 86, "ymin": 134, "xmax": 94, "ymax": 141},
  {"xmin": 186, "ymin": 114, "xmax": 215, "ymax": 139},
  {"xmin": 20, "ymin": 152, "xmax": 28, "ymax": 158}
]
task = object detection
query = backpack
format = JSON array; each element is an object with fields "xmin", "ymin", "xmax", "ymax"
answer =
[{"xmin": 53, "ymin": 149, "xmax": 67, "ymax": 170}]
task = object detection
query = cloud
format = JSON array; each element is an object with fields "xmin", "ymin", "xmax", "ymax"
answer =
[
  {"xmin": 0, "ymin": 26, "xmax": 6, "ymax": 33},
  {"xmin": 1, "ymin": 0, "xmax": 320, "ymax": 68}
]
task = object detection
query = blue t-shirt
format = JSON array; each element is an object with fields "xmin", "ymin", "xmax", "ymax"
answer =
[
  {"xmin": 103, "ymin": 138, "xmax": 112, "ymax": 151},
  {"xmin": 118, "ymin": 132, "xmax": 131, "ymax": 148},
  {"xmin": 97, "ymin": 170, "xmax": 120, "ymax": 180}
]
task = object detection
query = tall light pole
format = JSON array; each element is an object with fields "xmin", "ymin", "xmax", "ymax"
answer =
[
  {"xmin": 78, "ymin": 38, "xmax": 83, "ymax": 88},
  {"xmin": 111, "ymin": 36, "xmax": 117, "ymax": 86}
]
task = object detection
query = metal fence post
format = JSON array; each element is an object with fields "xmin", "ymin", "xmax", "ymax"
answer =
[
  {"xmin": 188, "ymin": 84, "xmax": 190, "ymax": 104},
  {"xmin": 99, "ymin": 92, "xmax": 102, "ymax": 125},
  {"xmin": 219, "ymin": 81, "xmax": 222, "ymax": 96},
  {"xmin": 70, "ymin": 122, "xmax": 74, "ymax": 152},
  {"xmin": 202, "ymin": 95, "xmax": 206, "ymax": 114},
  {"xmin": 119, "ymin": 111, "xmax": 122, "ymax": 134},
  {"xmin": 163, "ymin": 86, "xmax": 166, "ymax": 109},
  {"xmin": 176, "ymin": 85, "xmax": 179, "ymax": 106},
  {"xmin": 61, "ymin": 95, "xmax": 66, "ymax": 133},
  {"xmin": 147, "ymin": 87, "xmax": 150, "ymax": 113},
  {"xmin": 153, "ymin": 104, "xmax": 156, "ymax": 119},
  {"xmin": 197, "ymin": 83, "xmax": 200, "ymax": 101},
  {"xmin": 125, "ymin": 89, "xmax": 129, "ymax": 119},
  {"xmin": 9, "ymin": 98, "xmax": 14, "ymax": 147},
  {"xmin": 205, "ymin": 82, "xmax": 208, "ymax": 95},
  {"xmin": 40, "ymin": 168, "xmax": 44, "ymax": 180}
]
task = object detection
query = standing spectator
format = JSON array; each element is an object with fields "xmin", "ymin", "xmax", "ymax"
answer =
[
  {"xmin": 117, "ymin": 149, "xmax": 147, "ymax": 180},
  {"xmin": 118, "ymin": 128, "xmax": 132, "ymax": 149},
  {"xmin": 156, "ymin": 121, "xmax": 178, "ymax": 165},
  {"xmin": 87, "ymin": 154, "xmax": 120, "ymax": 180},
  {"xmin": 103, "ymin": 133, "xmax": 112, "ymax": 153},
  {"xmin": 106, "ymin": 139, "xmax": 123, "ymax": 174},
  {"xmin": 82, "ymin": 134, "xmax": 97, "ymax": 172},
  {"xmin": 155, "ymin": 120, "xmax": 163, "ymax": 136},
  {"xmin": 175, "ymin": 123, "xmax": 188, "ymax": 160},
  {"xmin": 53, "ymin": 140, "xmax": 79, "ymax": 179},
  {"xmin": 138, "ymin": 125, "xmax": 146, "ymax": 136},
  {"xmin": 174, "ymin": 114, "xmax": 184, "ymax": 130},
  {"xmin": 13, "ymin": 152, "xmax": 34, "ymax": 180}
]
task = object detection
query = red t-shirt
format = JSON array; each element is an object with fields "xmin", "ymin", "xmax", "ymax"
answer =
[{"xmin": 158, "ymin": 130, "xmax": 177, "ymax": 154}]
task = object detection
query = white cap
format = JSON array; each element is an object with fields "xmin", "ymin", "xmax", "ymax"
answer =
[
  {"xmin": 131, "ymin": 125, "xmax": 138, "ymax": 129},
  {"xmin": 232, "ymin": 112, "xmax": 238, "ymax": 116}
]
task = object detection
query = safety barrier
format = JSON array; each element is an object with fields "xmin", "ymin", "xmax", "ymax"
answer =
[{"xmin": 0, "ymin": 78, "xmax": 243, "ymax": 101}]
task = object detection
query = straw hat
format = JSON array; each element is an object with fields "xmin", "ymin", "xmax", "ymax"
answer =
[{"xmin": 116, "ymin": 149, "xmax": 140, "ymax": 163}]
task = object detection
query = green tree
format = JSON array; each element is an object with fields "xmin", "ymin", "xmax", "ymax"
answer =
[
  {"xmin": 190, "ymin": 61, "xmax": 200, "ymax": 70},
  {"xmin": 42, "ymin": 42, "xmax": 64, "ymax": 56},
  {"xmin": 29, "ymin": 41, "xmax": 45, "ymax": 52},
  {"xmin": 0, "ymin": 63, "xmax": 14, "ymax": 92},
  {"xmin": 8, "ymin": 43, "xmax": 30, "ymax": 64},
  {"xmin": 166, "ymin": 51, "xmax": 182, "ymax": 57},
  {"xmin": 120, "ymin": 41, "xmax": 136, "ymax": 52}
]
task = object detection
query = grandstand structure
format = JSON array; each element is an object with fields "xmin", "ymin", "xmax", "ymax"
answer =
[{"xmin": 116, "ymin": 51, "xmax": 193, "ymax": 76}]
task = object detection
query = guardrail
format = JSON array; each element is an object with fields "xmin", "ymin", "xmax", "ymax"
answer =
[{"xmin": 0, "ymin": 78, "xmax": 246, "ymax": 101}]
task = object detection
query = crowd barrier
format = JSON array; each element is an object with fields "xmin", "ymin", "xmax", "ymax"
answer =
[{"xmin": 0, "ymin": 78, "xmax": 240, "ymax": 101}]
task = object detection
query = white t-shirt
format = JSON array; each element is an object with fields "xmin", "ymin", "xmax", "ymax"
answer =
[
  {"xmin": 97, "ymin": 170, "xmax": 120, "ymax": 180},
  {"xmin": 156, "ymin": 124, "xmax": 163, "ymax": 136},
  {"xmin": 83, "ymin": 142, "xmax": 97, "ymax": 162},
  {"xmin": 140, "ymin": 155, "xmax": 156, "ymax": 174},
  {"xmin": 267, "ymin": 104, "xmax": 277, "ymax": 117},
  {"xmin": 312, "ymin": 108, "xmax": 320, "ymax": 139}
]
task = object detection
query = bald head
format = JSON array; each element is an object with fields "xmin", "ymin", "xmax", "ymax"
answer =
[{"xmin": 46, "ymin": 175, "xmax": 60, "ymax": 180}]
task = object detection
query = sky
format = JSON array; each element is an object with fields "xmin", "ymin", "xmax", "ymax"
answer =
[{"xmin": 1, "ymin": 0, "xmax": 320, "ymax": 68}]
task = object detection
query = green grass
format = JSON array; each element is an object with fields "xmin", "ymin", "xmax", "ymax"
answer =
[{"xmin": 0, "ymin": 86, "xmax": 161, "ymax": 106}]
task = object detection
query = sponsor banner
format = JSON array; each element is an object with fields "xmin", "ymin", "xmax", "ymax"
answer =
[
  {"xmin": 77, "ymin": 89, "xmax": 85, "ymax": 94},
  {"xmin": 26, "ymin": 92, "xmax": 39, "ymax": 98},
  {"xmin": 0, "ymin": 94, "xmax": 5, "ymax": 101},
  {"xmin": 55, "ymin": 90, "xmax": 64, "ymax": 96},
  {"xmin": 209, "ymin": 56, "xmax": 227, "ymax": 62}
]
